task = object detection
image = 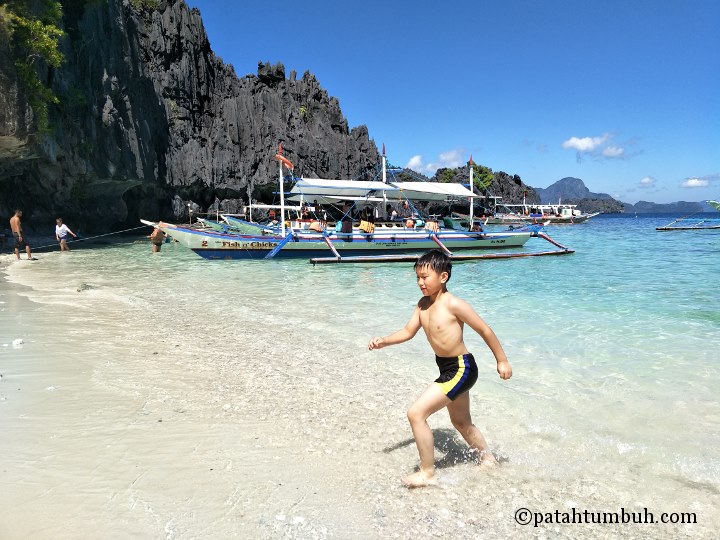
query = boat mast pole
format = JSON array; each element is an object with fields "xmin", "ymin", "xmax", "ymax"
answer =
[
  {"xmin": 279, "ymin": 148, "xmax": 286, "ymax": 236},
  {"xmin": 468, "ymin": 155, "xmax": 474, "ymax": 231},
  {"xmin": 382, "ymin": 143, "xmax": 387, "ymax": 219}
]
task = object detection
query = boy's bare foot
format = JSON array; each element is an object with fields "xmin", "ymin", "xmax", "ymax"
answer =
[
  {"xmin": 401, "ymin": 470, "xmax": 437, "ymax": 488},
  {"xmin": 478, "ymin": 451, "xmax": 498, "ymax": 469}
]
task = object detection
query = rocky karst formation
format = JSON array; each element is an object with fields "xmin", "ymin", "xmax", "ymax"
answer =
[{"xmin": 0, "ymin": 0, "xmax": 379, "ymax": 232}]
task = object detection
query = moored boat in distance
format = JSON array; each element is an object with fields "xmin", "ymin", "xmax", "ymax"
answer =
[{"xmin": 488, "ymin": 203, "xmax": 599, "ymax": 225}]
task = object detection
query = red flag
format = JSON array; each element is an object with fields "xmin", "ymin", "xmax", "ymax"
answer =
[{"xmin": 469, "ymin": 154, "xmax": 474, "ymax": 166}]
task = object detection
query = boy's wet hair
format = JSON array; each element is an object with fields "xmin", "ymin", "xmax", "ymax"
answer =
[{"xmin": 414, "ymin": 249, "xmax": 452, "ymax": 281}]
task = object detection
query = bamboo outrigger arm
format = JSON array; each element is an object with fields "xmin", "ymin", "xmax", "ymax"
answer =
[{"xmin": 309, "ymin": 230, "xmax": 574, "ymax": 265}]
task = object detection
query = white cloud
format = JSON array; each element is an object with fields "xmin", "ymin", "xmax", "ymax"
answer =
[
  {"xmin": 561, "ymin": 133, "xmax": 633, "ymax": 162},
  {"xmin": 681, "ymin": 177, "xmax": 709, "ymax": 188},
  {"xmin": 639, "ymin": 176, "xmax": 656, "ymax": 187},
  {"xmin": 405, "ymin": 155, "xmax": 424, "ymax": 171},
  {"xmin": 602, "ymin": 146, "xmax": 625, "ymax": 158},
  {"xmin": 405, "ymin": 148, "xmax": 466, "ymax": 174},
  {"xmin": 562, "ymin": 133, "xmax": 609, "ymax": 152},
  {"xmin": 437, "ymin": 149, "xmax": 464, "ymax": 168}
]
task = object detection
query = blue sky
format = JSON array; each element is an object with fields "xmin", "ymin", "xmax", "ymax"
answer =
[{"xmin": 186, "ymin": 0, "xmax": 719, "ymax": 204}]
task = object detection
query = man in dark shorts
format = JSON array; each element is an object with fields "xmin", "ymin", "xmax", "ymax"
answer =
[{"xmin": 9, "ymin": 209, "xmax": 33, "ymax": 260}]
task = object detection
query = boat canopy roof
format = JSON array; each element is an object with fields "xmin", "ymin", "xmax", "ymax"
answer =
[
  {"xmin": 287, "ymin": 178, "xmax": 398, "ymax": 204},
  {"xmin": 287, "ymin": 178, "xmax": 479, "ymax": 203},
  {"xmin": 291, "ymin": 178, "xmax": 397, "ymax": 194},
  {"xmin": 388, "ymin": 182, "xmax": 478, "ymax": 201}
]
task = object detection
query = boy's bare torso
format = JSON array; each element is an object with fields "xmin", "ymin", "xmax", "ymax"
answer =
[{"xmin": 418, "ymin": 292, "xmax": 468, "ymax": 358}]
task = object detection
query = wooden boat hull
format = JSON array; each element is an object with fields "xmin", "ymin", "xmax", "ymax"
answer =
[{"xmin": 150, "ymin": 221, "xmax": 533, "ymax": 260}]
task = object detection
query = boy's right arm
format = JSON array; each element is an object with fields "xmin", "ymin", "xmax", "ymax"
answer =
[{"xmin": 368, "ymin": 306, "xmax": 421, "ymax": 350}]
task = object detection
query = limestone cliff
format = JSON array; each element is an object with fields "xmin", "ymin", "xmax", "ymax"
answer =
[{"xmin": 0, "ymin": 0, "xmax": 380, "ymax": 232}]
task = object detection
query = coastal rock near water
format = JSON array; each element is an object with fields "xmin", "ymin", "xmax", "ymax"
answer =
[{"xmin": 0, "ymin": 0, "xmax": 379, "ymax": 232}]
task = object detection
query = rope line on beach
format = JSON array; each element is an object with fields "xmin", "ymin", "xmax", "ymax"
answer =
[{"xmin": 32, "ymin": 225, "xmax": 150, "ymax": 251}]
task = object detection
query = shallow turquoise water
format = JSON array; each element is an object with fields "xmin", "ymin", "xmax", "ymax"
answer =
[{"xmin": 2, "ymin": 214, "xmax": 719, "ymax": 535}]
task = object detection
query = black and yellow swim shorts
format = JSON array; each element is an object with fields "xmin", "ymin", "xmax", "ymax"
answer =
[{"xmin": 434, "ymin": 353, "xmax": 478, "ymax": 400}]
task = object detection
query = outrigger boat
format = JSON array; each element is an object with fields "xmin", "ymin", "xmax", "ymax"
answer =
[
  {"xmin": 656, "ymin": 202, "xmax": 720, "ymax": 231},
  {"xmin": 487, "ymin": 203, "xmax": 599, "ymax": 225},
  {"xmin": 143, "ymin": 148, "xmax": 574, "ymax": 261}
]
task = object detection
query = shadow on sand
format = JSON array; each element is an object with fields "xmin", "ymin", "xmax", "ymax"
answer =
[{"xmin": 382, "ymin": 428, "xmax": 508, "ymax": 470}]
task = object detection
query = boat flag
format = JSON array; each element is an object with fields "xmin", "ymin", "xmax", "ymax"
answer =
[
  {"xmin": 469, "ymin": 154, "xmax": 474, "ymax": 166},
  {"xmin": 382, "ymin": 143, "xmax": 386, "ymax": 156}
]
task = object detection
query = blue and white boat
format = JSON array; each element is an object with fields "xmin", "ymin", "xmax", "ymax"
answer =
[{"xmin": 143, "ymin": 148, "xmax": 568, "ymax": 260}]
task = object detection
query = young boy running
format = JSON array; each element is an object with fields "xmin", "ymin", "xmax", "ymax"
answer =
[{"xmin": 368, "ymin": 249, "xmax": 512, "ymax": 488}]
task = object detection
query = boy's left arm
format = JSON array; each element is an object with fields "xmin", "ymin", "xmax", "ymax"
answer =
[{"xmin": 451, "ymin": 298, "xmax": 512, "ymax": 380}]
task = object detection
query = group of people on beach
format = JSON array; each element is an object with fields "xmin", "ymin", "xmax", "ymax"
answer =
[
  {"xmin": 7, "ymin": 209, "xmax": 78, "ymax": 260},
  {"xmin": 7, "ymin": 208, "xmax": 167, "ymax": 258}
]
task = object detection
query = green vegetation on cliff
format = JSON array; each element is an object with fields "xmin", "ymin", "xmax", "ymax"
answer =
[
  {"xmin": 1, "ymin": 0, "xmax": 65, "ymax": 130},
  {"xmin": 470, "ymin": 163, "xmax": 493, "ymax": 193}
]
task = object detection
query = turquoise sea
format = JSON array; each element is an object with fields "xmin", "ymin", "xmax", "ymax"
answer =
[{"xmin": 1, "ymin": 213, "xmax": 719, "ymax": 538}]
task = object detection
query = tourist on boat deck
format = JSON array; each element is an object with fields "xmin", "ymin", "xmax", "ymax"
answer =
[
  {"xmin": 313, "ymin": 200, "xmax": 327, "ymax": 225},
  {"xmin": 424, "ymin": 220, "xmax": 439, "ymax": 233},
  {"xmin": 340, "ymin": 202, "xmax": 354, "ymax": 233},
  {"xmin": 55, "ymin": 217, "xmax": 78, "ymax": 251},
  {"xmin": 368, "ymin": 249, "xmax": 512, "ymax": 488},
  {"xmin": 299, "ymin": 203, "xmax": 310, "ymax": 220},
  {"xmin": 308, "ymin": 219, "xmax": 324, "ymax": 232}
]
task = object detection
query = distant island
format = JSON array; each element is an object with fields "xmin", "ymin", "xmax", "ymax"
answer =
[{"xmin": 531, "ymin": 177, "xmax": 713, "ymax": 214}]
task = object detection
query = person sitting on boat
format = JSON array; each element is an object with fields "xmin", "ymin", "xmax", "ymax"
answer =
[
  {"xmin": 424, "ymin": 220, "xmax": 439, "ymax": 233},
  {"xmin": 308, "ymin": 220, "xmax": 324, "ymax": 233},
  {"xmin": 340, "ymin": 202, "xmax": 354, "ymax": 234},
  {"xmin": 313, "ymin": 200, "xmax": 327, "ymax": 225}
]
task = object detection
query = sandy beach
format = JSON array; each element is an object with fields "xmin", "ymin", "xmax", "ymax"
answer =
[
  {"xmin": 0, "ymin": 259, "xmax": 503, "ymax": 539},
  {"xmin": 1, "ymin": 225, "xmax": 718, "ymax": 539}
]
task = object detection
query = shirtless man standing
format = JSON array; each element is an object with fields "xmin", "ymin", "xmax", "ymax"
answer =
[{"xmin": 10, "ymin": 209, "xmax": 33, "ymax": 260}]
